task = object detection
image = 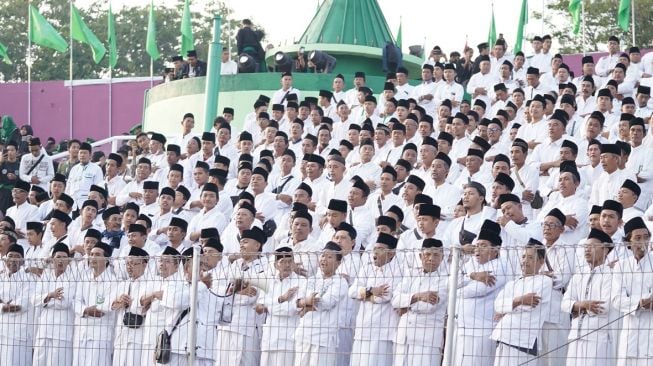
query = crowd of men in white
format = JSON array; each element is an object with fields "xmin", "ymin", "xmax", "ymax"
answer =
[{"xmin": 3, "ymin": 34, "xmax": 653, "ymax": 366}]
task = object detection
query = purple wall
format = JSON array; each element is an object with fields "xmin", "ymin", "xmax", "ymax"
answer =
[{"xmin": 0, "ymin": 79, "xmax": 159, "ymax": 142}]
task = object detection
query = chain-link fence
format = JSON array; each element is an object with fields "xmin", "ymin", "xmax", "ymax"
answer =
[{"xmin": 0, "ymin": 243, "xmax": 650, "ymax": 365}]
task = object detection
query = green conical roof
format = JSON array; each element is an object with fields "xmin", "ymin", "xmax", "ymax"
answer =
[{"xmin": 298, "ymin": 0, "xmax": 396, "ymax": 48}]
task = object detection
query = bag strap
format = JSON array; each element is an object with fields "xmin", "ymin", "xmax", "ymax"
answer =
[
  {"xmin": 26, "ymin": 154, "xmax": 45, "ymax": 175},
  {"xmin": 279, "ymin": 90, "xmax": 290, "ymax": 105},
  {"xmin": 272, "ymin": 175, "xmax": 293, "ymax": 194},
  {"xmin": 513, "ymin": 167, "xmax": 526, "ymax": 189},
  {"xmin": 170, "ymin": 308, "xmax": 190, "ymax": 335}
]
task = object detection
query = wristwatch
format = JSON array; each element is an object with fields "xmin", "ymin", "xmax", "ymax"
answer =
[{"xmin": 365, "ymin": 287, "xmax": 373, "ymax": 298}]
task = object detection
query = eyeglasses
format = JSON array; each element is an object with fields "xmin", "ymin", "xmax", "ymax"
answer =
[
  {"xmin": 488, "ymin": 127, "xmax": 501, "ymax": 133},
  {"xmin": 541, "ymin": 222, "xmax": 562, "ymax": 229}
]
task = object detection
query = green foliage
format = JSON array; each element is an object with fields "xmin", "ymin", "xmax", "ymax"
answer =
[
  {"xmin": 532, "ymin": 0, "xmax": 653, "ymax": 54},
  {"xmin": 0, "ymin": 0, "xmax": 249, "ymax": 81}
]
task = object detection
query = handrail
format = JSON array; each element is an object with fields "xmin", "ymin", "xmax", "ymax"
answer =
[{"xmin": 50, "ymin": 135, "xmax": 137, "ymax": 161}]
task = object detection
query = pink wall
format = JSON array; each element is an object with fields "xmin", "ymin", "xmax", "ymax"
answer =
[{"xmin": 0, "ymin": 79, "xmax": 159, "ymax": 143}]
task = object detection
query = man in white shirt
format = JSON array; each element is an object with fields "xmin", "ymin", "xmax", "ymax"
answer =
[
  {"xmin": 634, "ymin": 85, "xmax": 653, "ymax": 119},
  {"xmin": 528, "ymin": 36, "xmax": 546, "ymax": 72},
  {"xmin": 294, "ymin": 242, "xmax": 349, "ymax": 366},
  {"xmin": 436, "ymin": 63, "xmax": 465, "ymax": 111},
  {"xmin": 596, "ymin": 35, "xmax": 622, "ymax": 77},
  {"xmin": 626, "ymin": 117, "xmax": 653, "ymax": 209},
  {"xmin": 19, "ymin": 137, "xmax": 54, "ymax": 191},
  {"xmin": 32, "ymin": 243, "xmax": 77, "ymax": 366},
  {"xmin": 527, "ymin": 109, "xmax": 572, "ymax": 174},
  {"xmin": 590, "ymin": 143, "xmax": 636, "ymax": 205},
  {"xmin": 316, "ymin": 154, "xmax": 352, "ymax": 217},
  {"xmin": 492, "ymin": 239, "xmax": 553, "ymax": 365},
  {"xmin": 318, "ymin": 89, "xmax": 338, "ymax": 121},
  {"xmin": 139, "ymin": 246, "xmax": 190, "ymax": 365},
  {"xmin": 613, "ymin": 217, "xmax": 653, "ymax": 364},
  {"xmin": 467, "ymin": 55, "xmax": 498, "ymax": 109},
  {"xmin": 411, "ymin": 64, "xmax": 439, "ymax": 116},
  {"xmin": 255, "ymin": 247, "xmax": 303, "ymax": 366},
  {"xmin": 276, "ymin": 210, "xmax": 322, "ymax": 275},
  {"xmin": 516, "ymin": 94, "xmax": 549, "ymax": 149},
  {"xmin": 65, "ymin": 142, "xmax": 104, "ymax": 211},
  {"xmin": 395, "ymin": 66, "xmax": 414, "ymax": 100},
  {"xmin": 0, "ymin": 244, "xmax": 37, "ymax": 366},
  {"xmin": 347, "ymin": 138, "xmax": 382, "ymax": 189},
  {"xmin": 72, "ymin": 242, "xmax": 117, "ymax": 366},
  {"xmin": 139, "ymin": 181, "xmax": 160, "ymax": 218},
  {"xmin": 344, "ymin": 71, "xmax": 367, "ymax": 108},
  {"xmin": 104, "ymin": 153, "xmax": 126, "ymax": 207},
  {"xmin": 453, "ymin": 220, "xmax": 509, "ymax": 366},
  {"xmin": 453, "ymin": 148, "xmax": 493, "ymax": 190},
  {"xmin": 116, "ymin": 157, "xmax": 152, "ymax": 206},
  {"xmin": 561, "ymin": 229, "xmax": 620, "ymax": 366},
  {"xmin": 110, "ymin": 246, "xmax": 151, "ymax": 365},
  {"xmin": 523, "ymin": 67, "xmax": 553, "ymax": 102},
  {"xmin": 489, "ymin": 39, "xmax": 510, "ymax": 76},
  {"xmin": 346, "ymin": 178, "xmax": 376, "ymax": 251},
  {"xmin": 221, "ymin": 47, "xmax": 238, "ymax": 75},
  {"xmin": 537, "ymin": 161, "xmax": 590, "ymax": 245},
  {"xmin": 271, "ymin": 72, "xmax": 300, "ymax": 106},
  {"xmin": 5, "ymin": 180, "xmax": 38, "ymax": 246},
  {"xmin": 218, "ymin": 227, "xmax": 269, "ymax": 366},
  {"xmin": 147, "ymin": 187, "xmax": 177, "ymax": 246},
  {"xmin": 392, "ymin": 238, "xmax": 448, "ymax": 366},
  {"xmin": 249, "ymin": 167, "xmax": 280, "ymax": 234},
  {"xmin": 330, "ymin": 73, "xmax": 346, "ymax": 103},
  {"xmin": 449, "ymin": 112, "xmax": 473, "ymax": 169},
  {"xmin": 186, "ymin": 183, "xmax": 228, "ymax": 242},
  {"xmin": 349, "ymin": 233, "xmax": 403, "ymax": 366}
]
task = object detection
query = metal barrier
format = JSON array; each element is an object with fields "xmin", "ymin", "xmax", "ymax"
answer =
[{"xmin": 0, "ymin": 244, "xmax": 649, "ymax": 365}]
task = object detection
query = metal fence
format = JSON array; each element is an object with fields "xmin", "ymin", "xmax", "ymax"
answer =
[{"xmin": 0, "ymin": 244, "xmax": 650, "ymax": 366}]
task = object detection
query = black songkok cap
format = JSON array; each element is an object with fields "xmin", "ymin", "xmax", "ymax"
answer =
[{"xmin": 376, "ymin": 232, "xmax": 398, "ymax": 249}]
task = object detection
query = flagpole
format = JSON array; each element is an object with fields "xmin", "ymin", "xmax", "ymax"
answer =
[
  {"xmin": 109, "ymin": 63, "xmax": 113, "ymax": 137},
  {"xmin": 150, "ymin": 58, "xmax": 153, "ymax": 89},
  {"xmin": 69, "ymin": 0, "xmax": 74, "ymax": 139},
  {"xmin": 581, "ymin": 0, "xmax": 586, "ymax": 56},
  {"xmin": 631, "ymin": 0, "xmax": 636, "ymax": 45},
  {"xmin": 108, "ymin": 1, "xmax": 112, "ymax": 138},
  {"xmin": 228, "ymin": 21, "xmax": 232, "ymax": 60},
  {"xmin": 27, "ymin": 1, "xmax": 31, "ymax": 126}
]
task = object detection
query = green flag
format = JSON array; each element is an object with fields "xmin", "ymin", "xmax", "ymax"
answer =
[
  {"xmin": 0, "ymin": 41, "xmax": 11, "ymax": 64},
  {"xmin": 146, "ymin": 0, "xmax": 160, "ymax": 60},
  {"xmin": 396, "ymin": 17, "xmax": 402, "ymax": 49},
  {"xmin": 108, "ymin": 3, "xmax": 118, "ymax": 68},
  {"xmin": 487, "ymin": 7, "xmax": 496, "ymax": 47},
  {"xmin": 28, "ymin": 4, "xmax": 68, "ymax": 53},
  {"xmin": 569, "ymin": 0, "xmax": 582, "ymax": 34},
  {"xmin": 180, "ymin": 0, "xmax": 194, "ymax": 55},
  {"xmin": 71, "ymin": 5, "xmax": 106, "ymax": 64},
  {"xmin": 618, "ymin": 0, "xmax": 631, "ymax": 31},
  {"xmin": 514, "ymin": 0, "xmax": 528, "ymax": 53}
]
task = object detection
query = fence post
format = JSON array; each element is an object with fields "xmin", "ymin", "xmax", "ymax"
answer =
[
  {"xmin": 442, "ymin": 245, "xmax": 461, "ymax": 366},
  {"xmin": 187, "ymin": 245, "xmax": 201, "ymax": 364}
]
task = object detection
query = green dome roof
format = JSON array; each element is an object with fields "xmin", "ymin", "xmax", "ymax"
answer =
[{"xmin": 298, "ymin": 0, "xmax": 396, "ymax": 48}]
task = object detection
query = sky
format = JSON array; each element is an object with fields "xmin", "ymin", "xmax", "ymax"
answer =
[{"xmin": 100, "ymin": 0, "xmax": 551, "ymax": 55}]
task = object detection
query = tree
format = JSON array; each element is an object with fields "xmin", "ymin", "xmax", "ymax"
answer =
[
  {"xmin": 0, "ymin": 0, "xmax": 256, "ymax": 81},
  {"xmin": 533, "ymin": 0, "xmax": 653, "ymax": 54}
]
